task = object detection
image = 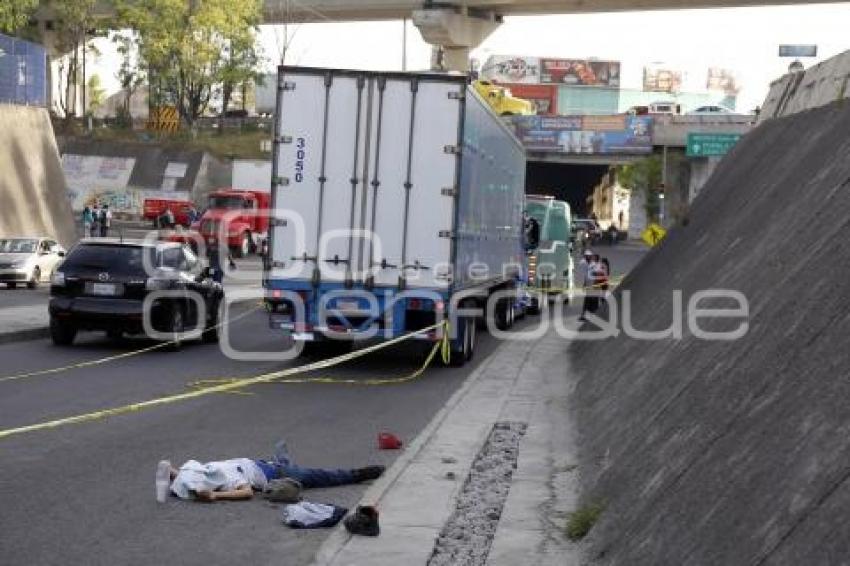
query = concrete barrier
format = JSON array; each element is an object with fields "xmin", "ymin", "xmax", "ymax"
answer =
[
  {"xmin": 0, "ymin": 104, "xmax": 74, "ymax": 246},
  {"xmin": 571, "ymin": 99, "xmax": 850, "ymax": 564},
  {"xmin": 761, "ymin": 49, "xmax": 850, "ymax": 121}
]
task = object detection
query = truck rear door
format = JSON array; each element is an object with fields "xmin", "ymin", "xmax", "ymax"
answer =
[{"xmin": 270, "ymin": 68, "xmax": 465, "ymax": 290}]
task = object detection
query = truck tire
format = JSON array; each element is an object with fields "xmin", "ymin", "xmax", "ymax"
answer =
[
  {"xmin": 495, "ymin": 297, "xmax": 516, "ymax": 330},
  {"xmin": 465, "ymin": 317, "xmax": 477, "ymax": 362},
  {"xmin": 447, "ymin": 316, "xmax": 471, "ymax": 367},
  {"xmin": 50, "ymin": 317, "xmax": 77, "ymax": 346}
]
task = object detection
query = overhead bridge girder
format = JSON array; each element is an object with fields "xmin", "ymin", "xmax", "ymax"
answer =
[{"xmin": 412, "ymin": 7, "xmax": 502, "ymax": 72}]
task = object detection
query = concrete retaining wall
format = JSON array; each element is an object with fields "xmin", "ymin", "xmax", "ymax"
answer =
[
  {"xmin": 0, "ymin": 104, "xmax": 74, "ymax": 246},
  {"xmin": 571, "ymin": 100, "xmax": 850, "ymax": 564},
  {"xmin": 760, "ymin": 49, "xmax": 850, "ymax": 121}
]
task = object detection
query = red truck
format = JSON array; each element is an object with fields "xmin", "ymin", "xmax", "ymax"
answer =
[
  {"xmin": 143, "ymin": 198, "xmax": 195, "ymax": 227},
  {"xmin": 168, "ymin": 189, "xmax": 270, "ymax": 257}
]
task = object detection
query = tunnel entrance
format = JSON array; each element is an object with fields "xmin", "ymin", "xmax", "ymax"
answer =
[{"xmin": 525, "ymin": 161, "xmax": 611, "ymax": 218}]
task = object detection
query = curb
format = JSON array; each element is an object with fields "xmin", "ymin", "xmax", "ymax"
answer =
[
  {"xmin": 0, "ymin": 326, "xmax": 50, "ymax": 345},
  {"xmin": 311, "ymin": 348, "xmax": 499, "ymax": 565}
]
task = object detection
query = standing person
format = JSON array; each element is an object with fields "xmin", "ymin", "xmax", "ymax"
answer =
[
  {"xmin": 579, "ymin": 252, "xmax": 606, "ymax": 322},
  {"xmin": 90, "ymin": 204, "xmax": 100, "ymax": 237},
  {"xmin": 100, "ymin": 205, "xmax": 112, "ymax": 237},
  {"xmin": 82, "ymin": 206, "xmax": 93, "ymax": 237},
  {"xmin": 598, "ymin": 257, "xmax": 611, "ymax": 292},
  {"xmin": 577, "ymin": 250, "xmax": 594, "ymax": 322},
  {"xmin": 606, "ymin": 223, "xmax": 619, "ymax": 246},
  {"xmin": 207, "ymin": 237, "xmax": 236, "ymax": 284}
]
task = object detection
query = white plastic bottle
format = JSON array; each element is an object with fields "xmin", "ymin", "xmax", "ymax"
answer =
[{"xmin": 156, "ymin": 460, "xmax": 172, "ymax": 503}]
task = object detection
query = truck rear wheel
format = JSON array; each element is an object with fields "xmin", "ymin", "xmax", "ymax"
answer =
[{"xmin": 446, "ymin": 316, "xmax": 472, "ymax": 367}]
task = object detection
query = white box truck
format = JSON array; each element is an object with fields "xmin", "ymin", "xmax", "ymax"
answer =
[{"xmin": 264, "ymin": 66, "xmax": 528, "ymax": 365}]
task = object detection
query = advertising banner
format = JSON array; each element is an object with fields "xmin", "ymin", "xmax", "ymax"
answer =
[
  {"xmin": 509, "ymin": 115, "xmax": 653, "ymax": 155},
  {"xmin": 502, "ymin": 84, "xmax": 557, "ymax": 115},
  {"xmin": 480, "ymin": 55, "xmax": 541, "ymax": 84},
  {"xmin": 540, "ymin": 58, "xmax": 621, "ymax": 87},
  {"xmin": 0, "ymin": 33, "xmax": 47, "ymax": 106},
  {"xmin": 706, "ymin": 68, "xmax": 740, "ymax": 96},
  {"xmin": 643, "ymin": 65, "xmax": 682, "ymax": 93}
]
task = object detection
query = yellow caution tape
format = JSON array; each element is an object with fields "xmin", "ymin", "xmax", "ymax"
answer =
[
  {"xmin": 528, "ymin": 275, "xmax": 625, "ymax": 295},
  {"xmin": 186, "ymin": 330, "xmax": 449, "ymax": 394},
  {"xmin": 0, "ymin": 321, "xmax": 448, "ymax": 441},
  {"xmin": 0, "ymin": 304, "xmax": 261, "ymax": 384}
]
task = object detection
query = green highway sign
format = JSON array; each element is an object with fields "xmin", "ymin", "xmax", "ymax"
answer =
[{"xmin": 686, "ymin": 133, "xmax": 742, "ymax": 157}]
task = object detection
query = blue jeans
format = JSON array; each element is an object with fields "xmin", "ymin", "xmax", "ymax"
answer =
[{"xmin": 254, "ymin": 460, "xmax": 354, "ymax": 488}]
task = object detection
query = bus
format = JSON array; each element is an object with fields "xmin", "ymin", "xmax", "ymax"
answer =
[{"xmin": 525, "ymin": 195, "xmax": 574, "ymax": 307}]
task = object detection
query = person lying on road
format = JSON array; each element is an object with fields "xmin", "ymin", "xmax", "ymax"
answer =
[{"xmin": 160, "ymin": 441, "xmax": 385, "ymax": 502}]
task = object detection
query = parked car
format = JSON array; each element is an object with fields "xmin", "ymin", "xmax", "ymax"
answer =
[
  {"xmin": 49, "ymin": 239, "xmax": 223, "ymax": 347},
  {"xmin": 0, "ymin": 237, "xmax": 66, "ymax": 289},
  {"xmin": 687, "ymin": 105, "xmax": 734, "ymax": 115},
  {"xmin": 572, "ymin": 219, "xmax": 602, "ymax": 248}
]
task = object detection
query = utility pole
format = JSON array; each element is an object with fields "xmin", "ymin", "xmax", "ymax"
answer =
[{"xmin": 402, "ymin": 18, "xmax": 408, "ymax": 71}]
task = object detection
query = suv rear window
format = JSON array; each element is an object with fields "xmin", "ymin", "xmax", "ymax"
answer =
[{"xmin": 62, "ymin": 245, "xmax": 157, "ymax": 276}]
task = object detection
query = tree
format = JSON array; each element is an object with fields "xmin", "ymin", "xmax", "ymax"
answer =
[
  {"xmin": 52, "ymin": 0, "xmax": 100, "ymax": 117},
  {"xmin": 617, "ymin": 155, "xmax": 663, "ymax": 221},
  {"xmin": 86, "ymin": 74, "xmax": 105, "ymax": 115},
  {"xmin": 120, "ymin": 0, "xmax": 262, "ymax": 125},
  {"xmin": 0, "ymin": 0, "xmax": 38, "ymax": 34},
  {"xmin": 112, "ymin": 32, "xmax": 144, "ymax": 126},
  {"xmin": 220, "ymin": 32, "xmax": 261, "ymax": 116}
]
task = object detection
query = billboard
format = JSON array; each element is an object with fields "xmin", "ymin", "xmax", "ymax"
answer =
[
  {"xmin": 501, "ymin": 84, "xmax": 557, "ymax": 115},
  {"xmin": 779, "ymin": 45, "xmax": 817, "ymax": 57},
  {"xmin": 0, "ymin": 33, "xmax": 47, "ymax": 106},
  {"xmin": 540, "ymin": 58, "xmax": 620, "ymax": 87},
  {"xmin": 706, "ymin": 68, "xmax": 740, "ymax": 96},
  {"xmin": 480, "ymin": 55, "xmax": 541, "ymax": 84},
  {"xmin": 509, "ymin": 115, "xmax": 652, "ymax": 155},
  {"xmin": 643, "ymin": 65, "xmax": 682, "ymax": 93}
]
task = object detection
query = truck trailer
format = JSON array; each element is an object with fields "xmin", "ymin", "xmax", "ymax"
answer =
[{"xmin": 264, "ymin": 67, "xmax": 528, "ymax": 366}]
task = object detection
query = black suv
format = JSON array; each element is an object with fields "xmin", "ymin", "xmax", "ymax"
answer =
[{"xmin": 49, "ymin": 240, "xmax": 224, "ymax": 348}]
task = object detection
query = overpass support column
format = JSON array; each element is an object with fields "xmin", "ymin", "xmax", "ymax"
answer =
[{"xmin": 412, "ymin": 7, "xmax": 501, "ymax": 72}]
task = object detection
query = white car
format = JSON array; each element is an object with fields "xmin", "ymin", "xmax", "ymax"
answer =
[
  {"xmin": 0, "ymin": 237, "xmax": 66, "ymax": 289},
  {"xmin": 687, "ymin": 105, "xmax": 733, "ymax": 115}
]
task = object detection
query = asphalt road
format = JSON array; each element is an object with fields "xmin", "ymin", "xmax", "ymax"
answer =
[{"xmin": 0, "ymin": 243, "xmax": 647, "ymax": 566}]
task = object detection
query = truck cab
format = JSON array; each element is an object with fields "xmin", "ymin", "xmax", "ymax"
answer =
[
  {"xmin": 525, "ymin": 195, "xmax": 574, "ymax": 303},
  {"xmin": 473, "ymin": 80, "xmax": 536, "ymax": 116},
  {"xmin": 168, "ymin": 189, "xmax": 270, "ymax": 257}
]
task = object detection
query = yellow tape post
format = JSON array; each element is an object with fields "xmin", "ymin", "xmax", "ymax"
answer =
[{"xmin": 0, "ymin": 322, "xmax": 447, "ymax": 441}]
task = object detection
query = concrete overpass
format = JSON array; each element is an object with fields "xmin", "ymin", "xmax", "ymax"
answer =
[{"xmin": 263, "ymin": 0, "xmax": 847, "ymax": 70}]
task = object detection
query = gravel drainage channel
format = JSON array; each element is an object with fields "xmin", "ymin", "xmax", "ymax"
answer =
[{"xmin": 427, "ymin": 421, "xmax": 528, "ymax": 566}]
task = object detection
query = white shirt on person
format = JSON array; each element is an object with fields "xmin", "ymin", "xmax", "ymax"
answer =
[{"xmin": 170, "ymin": 458, "xmax": 268, "ymax": 499}]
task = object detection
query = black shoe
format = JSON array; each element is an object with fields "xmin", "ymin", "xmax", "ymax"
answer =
[
  {"xmin": 344, "ymin": 505, "xmax": 380, "ymax": 536},
  {"xmin": 352, "ymin": 465, "xmax": 385, "ymax": 482}
]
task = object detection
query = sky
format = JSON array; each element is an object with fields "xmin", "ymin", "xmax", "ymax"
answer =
[{"xmin": 89, "ymin": 2, "xmax": 850, "ymax": 113}]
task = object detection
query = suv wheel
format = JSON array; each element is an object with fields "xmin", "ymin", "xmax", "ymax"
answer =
[
  {"xmin": 27, "ymin": 267, "xmax": 40, "ymax": 289},
  {"xmin": 50, "ymin": 316, "xmax": 77, "ymax": 346},
  {"xmin": 165, "ymin": 306, "xmax": 184, "ymax": 351}
]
